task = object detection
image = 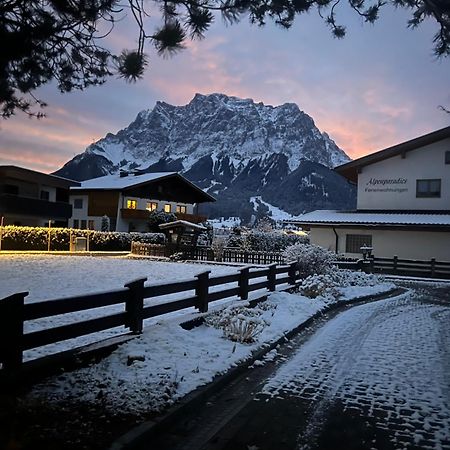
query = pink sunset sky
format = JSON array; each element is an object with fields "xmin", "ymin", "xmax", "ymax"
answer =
[{"xmin": 0, "ymin": 7, "xmax": 449, "ymax": 174}]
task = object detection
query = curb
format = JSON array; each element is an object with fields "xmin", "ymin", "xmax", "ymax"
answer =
[{"xmin": 110, "ymin": 286, "xmax": 406, "ymax": 450}]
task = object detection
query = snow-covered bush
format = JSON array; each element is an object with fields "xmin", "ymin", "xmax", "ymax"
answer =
[
  {"xmin": 299, "ymin": 270, "xmax": 385, "ymax": 300},
  {"xmin": 300, "ymin": 274, "xmax": 336, "ymax": 298},
  {"xmin": 330, "ymin": 269, "xmax": 383, "ymax": 287},
  {"xmin": 283, "ymin": 243, "xmax": 334, "ymax": 278},
  {"xmin": 0, "ymin": 226, "xmax": 165, "ymax": 251},
  {"xmin": 169, "ymin": 252, "xmax": 186, "ymax": 261},
  {"xmin": 147, "ymin": 211, "xmax": 177, "ymax": 232},
  {"xmin": 227, "ymin": 230, "xmax": 308, "ymax": 252},
  {"xmin": 205, "ymin": 304, "xmax": 273, "ymax": 344}
]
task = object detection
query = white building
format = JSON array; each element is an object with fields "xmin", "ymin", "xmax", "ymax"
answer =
[
  {"xmin": 289, "ymin": 126, "xmax": 450, "ymax": 260},
  {"xmin": 69, "ymin": 171, "xmax": 215, "ymax": 232}
]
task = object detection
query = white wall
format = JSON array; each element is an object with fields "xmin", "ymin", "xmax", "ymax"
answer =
[
  {"xmin": 310, "ymin": 226, "xmax": 450, "ymax": 261},
  {"xmin": 357, "ymin": 138, "xmax": 450, "ymax": 210}
]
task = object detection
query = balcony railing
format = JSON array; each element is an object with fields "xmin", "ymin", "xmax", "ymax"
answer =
[
  {"xmin": 120, "ymin": 208, "xmax": 207, "ymax": 223},
  {"xmin": 0, "ymin": 194, "xmax": 72, "ymax": 219}
]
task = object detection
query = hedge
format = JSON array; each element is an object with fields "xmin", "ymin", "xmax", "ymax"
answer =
[{"xmin": 0, "ymin": 226, "xmax": 166, "ymax": 251}]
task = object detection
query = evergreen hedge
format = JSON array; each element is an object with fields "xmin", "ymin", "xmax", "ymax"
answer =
[{"xmin": 0, "ymin": 226, "xmax": 165, "ymax": 251}]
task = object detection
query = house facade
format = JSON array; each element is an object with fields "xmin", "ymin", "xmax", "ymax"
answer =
[
  {"xmin": 69, "ymin": 171, "xmax": 215, "ymax": 232},
  {"xmin": 0, "ymin": 165, "xmax": 79, "ymax": 227},
  {"xmin": 288, "ymin": 126, "xmax": 450, "ymax": 260}
]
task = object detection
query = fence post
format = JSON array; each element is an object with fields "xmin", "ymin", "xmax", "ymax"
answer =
[
  {"xmin": 268, "ymin": 263, "xmax": 277, "ymax": 292},
  {"xmin": 431, "ymin": 258, "xmax": 436, "ymax": 277},
  {"xmin": 370, "ymin": 256, "xmax": 375, "ymax": 273},
  {"xmin": 288, "ymin": 261, "xmax": 297, "ymax": 285},
  {"xmin": 124, "ymin": 278, "xmax": 146, "ymax": 334},
  {"xmin": 0, "ymin": 292, "xmax": 28, "ymax": 370},
  {"xmin": 244, "ymin": 251, "xmax": 249, "ymax": 264},
  {"xmin": 239, "ymin": 266, "xmax": 250, "ymax": 300},
  {"xmin": 195, "ymin": 271, "xmax": 211, "ymax": 313},
  {"xmin": 393, "ymin": 255, "xmax": 398, "ymax": 273}
]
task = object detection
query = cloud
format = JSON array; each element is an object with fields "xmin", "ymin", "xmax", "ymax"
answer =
[{"xmin": 0, "ymin": 5, "xmax": 449, "ymax": 171}]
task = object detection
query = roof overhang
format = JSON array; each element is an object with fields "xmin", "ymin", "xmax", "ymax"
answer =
[
  {"xmin": 335, "ymin": 126, "xmax": 450, "ymax": 183},
  {"xmin": 0, "ymin": 165, "xmax": 80, "ymax": 189}
]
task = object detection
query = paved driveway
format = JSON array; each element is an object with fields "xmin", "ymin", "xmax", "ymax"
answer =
[{"xmin": 152, "ymin": 282, "xmax": 450, "ymax": 450}]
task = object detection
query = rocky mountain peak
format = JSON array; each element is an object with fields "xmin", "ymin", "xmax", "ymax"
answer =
[{"xmin": 55, "ymin": 93, "xmax": 355, "ymax": 220}]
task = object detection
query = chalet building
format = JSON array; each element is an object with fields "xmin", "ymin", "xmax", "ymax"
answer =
[
  {"xmin": 69, "ymin": 171, "xmax": 215, "ymax": 232},
  {"xmin": 0, "ymin": 165, "xmax": 79, "ymax": 227},
  {"xmin": 288, "ymin": 126, "xmax": 450, "ymax": 260}
]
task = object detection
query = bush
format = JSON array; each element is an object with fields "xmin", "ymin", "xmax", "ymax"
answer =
[
  {"xmin": 282, "ymin": 243, "xmax": 334, "ymax": 278},
  {"xmin": 205, "ymin": 305, "xmax": 271, "ymax": 344},
  {"xmin": 227, "ymin": 230, "xmax": 308, "ymax": 252},
  {"xmin": 0, "ymin": 226, "xmax": 165, "ymax": 251},
  {"xmin": 300, "ymin": 274, "xmax": 336, "ymax": 298},
  {"xmin": 299, "ymin": 270, "xmax": 385, "ymax": 299},
  {"xmin": 147, "ymin": 211, "xmax": 177, "ymax": 232}
]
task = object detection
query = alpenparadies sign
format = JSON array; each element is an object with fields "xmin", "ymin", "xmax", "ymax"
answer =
[{"xmin": 366, "ymin": 178, "xmax": 408, "ymax": 186}]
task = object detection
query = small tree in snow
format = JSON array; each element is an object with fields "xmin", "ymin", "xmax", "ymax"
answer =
[
  {"xmin": 101, "ymin": 215, "xmax": 110, "ymax": 232},
  {"xmin": 283, "ymin": 243, "xmax": 334, "ymax": 278}
]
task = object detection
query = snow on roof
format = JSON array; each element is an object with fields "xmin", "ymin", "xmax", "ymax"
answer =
[
  {"xmin": 288, "ymin": 210, "xmax": 450, "ymax": 226},
  {"xmin": 71, "ymin": 172, "xmax": 176, "ymax": 190},
  {"xmin": 159, "ymin": 220, "xmax": 206, "ymax": 230}
]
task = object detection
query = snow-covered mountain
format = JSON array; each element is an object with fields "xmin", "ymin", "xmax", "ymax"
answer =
[{"xmin": 55, "ymin": 93, "xmax": 356, "ymax": 220}]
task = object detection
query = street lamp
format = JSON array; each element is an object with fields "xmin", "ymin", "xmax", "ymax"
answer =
[{"xmin": 360, "ymin": 245, "xmax": 373, "ymax": 260}]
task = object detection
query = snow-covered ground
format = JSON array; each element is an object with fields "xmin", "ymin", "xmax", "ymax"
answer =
[
  {"xmin": 261, "ymin": 288, "xmax": 450, "ymax": 449},
  {"xmin": 0, "ymin": 255, "xmax": 233, "ymax": 302},
  {"xmin": 250, "ymin": 196, "xmax": 298, "ymax": 221},
  {"xmin": 28, "ymin": 273, "xmax": 397, "ymax": 415},
  {"xmin": 0, "ymin": 255, "xmax": 235, "ymax": 360},
  {"xmin": 208, "ymin": 217, "xmax": 241, "ymax": 229}
]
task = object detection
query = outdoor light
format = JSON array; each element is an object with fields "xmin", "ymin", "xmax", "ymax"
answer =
[{"xmin": 360, "ymin": 245, "xmax": 373, "ymax": 260}]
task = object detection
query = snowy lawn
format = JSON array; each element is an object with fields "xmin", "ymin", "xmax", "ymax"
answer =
[
  {"xmin": 0, "ymin": 255, "xmax": 236, "ymax": 359},
  {"xmin": 29, "ymin": 271, "xmax": 397, "ymax": 415}
]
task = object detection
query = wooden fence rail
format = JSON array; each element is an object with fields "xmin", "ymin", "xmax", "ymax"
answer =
[
  {"xmin": 130, "ymin": 242, "xmax": 284, "ymax": 265},
  {"xmin": 0, "ymin": 262, "xmax": 299, "ymax": 371},
  {"xmin": 368, "ymin": 256, "xmax": 450, "ymax": 278}
]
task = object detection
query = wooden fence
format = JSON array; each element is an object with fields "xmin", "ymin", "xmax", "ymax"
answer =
[
  {"xmin": 131, "ymin": 242, "xmax": 284, "ymax": 265},
  {"xmin": 222, "ymin": 248, "xmax": 284, "ymax": 265},
  {"xmin": 0, "ymin": 263, "xmax": 299, "ymax": 371},
  {"xmin": 131, "ymin": 242, "xmax": 214, "ymax": 261},
  {"xmin": 367, "ymin": 256, "xmax": 450, "ymax": 279}
]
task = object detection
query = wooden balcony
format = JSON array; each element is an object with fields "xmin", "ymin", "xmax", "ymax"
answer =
[
  {"xmin": 120, "ymin": 208, "xmax": 207, "ymax": 224},
  {"xmin": 0, "ymin": 194, "xmax": 72, "ymax": 219}
]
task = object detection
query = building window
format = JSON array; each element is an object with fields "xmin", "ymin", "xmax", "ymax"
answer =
[
  {"xmin": 3, "ymin": 184, "xmax": 19, "ymax": 195},
  {"xmin": 73, "ymin": 219, "xmax": 79, "ymax": 229},
  {"xmin": 126, "ymin": 199, "xmax": 137, "ymax": 209},
  {"xmin": 40, "ymin": 190, "xmax": 50, "ymax": 200},
  {"xmin": 416, "ymin": 179, "xmax": 441, "ymax": 198},
  {"xmin": 88, "ymin": 220, "xmax": 95, "ymax": 230},
  {"xmin": 146, "ymin": 202, "xmax": 158, "ymax": 211},
  {"xmin": 445, "ymin": 151, "xmax": 450, "ymax": 164},
  {"xmin": 164, "ymin": 204, "xmax": 171, "ymax": 213},
  {"xmin": 346, "ymin": 234, "xmax": 372, "ymax": 253},
  {"xmin": 74, "ymin": 198, "xmax": 83, "ymax": 209},
  {"xmin": 81, "ymin": 220, "xmax": 87, "ymax": 229},
  {"xmin": 176, "ymin": 205, "xmax": 187, "ymax": 214}
]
